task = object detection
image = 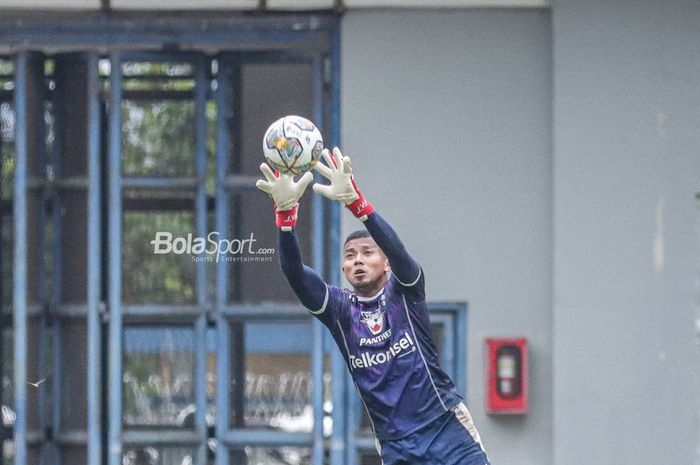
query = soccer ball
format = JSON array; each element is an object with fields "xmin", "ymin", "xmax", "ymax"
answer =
[{"xmin": 262, "ymin": 115, "xmax": 323, "ymax": 176}]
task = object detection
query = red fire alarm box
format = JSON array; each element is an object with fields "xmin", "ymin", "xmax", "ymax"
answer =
[{"xmin": 485, "ymin": 338, "xmax": 528, "ymax": 414}]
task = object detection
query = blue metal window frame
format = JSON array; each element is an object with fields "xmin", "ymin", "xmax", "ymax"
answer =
[
  {"xmin": 10, "ymin": 62, "xmax": 106, "ymax": 461},
  {"xmin": 109, "ymin": 51, "xmax": 220, "ymax": 465},
  {"xmin": 13, "ymin": 50, "xmax": 29, "ymax": 465},
  {"xmin": 213, "ymin": 50, "xmax": 332, "ymax": 465},
  {"xmin": 13, "ymin": 51, "xmax": 55, "ymax": 465},
  {"xmin": 8, "ymin": 15, "xmax": 341, "ymax": 465}
]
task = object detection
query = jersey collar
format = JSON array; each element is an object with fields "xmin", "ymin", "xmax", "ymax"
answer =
[{"xmin": 355, "ymin": 287, "xmax": 385, "ymax": 302}]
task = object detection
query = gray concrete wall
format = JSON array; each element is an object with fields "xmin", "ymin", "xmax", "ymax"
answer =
[
  {"xmin": 341, "ymin": 10, "xmax": 553, "ymax": 465},
  {"xmin": 342, "ymin": 3, "xmax": 700, "ymax": 464},
  {"xmin": 552, "ymin": 1, "xmax": 700, "ymax": 464}
]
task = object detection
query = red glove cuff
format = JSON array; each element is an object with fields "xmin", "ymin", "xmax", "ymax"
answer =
[
  {"xmin": 275, "ymin": 204, "xmax": 299, "ymax": 231},
  {"xmin": 345, "ymin": 180, "xmax": 374, "ymax": 221}
]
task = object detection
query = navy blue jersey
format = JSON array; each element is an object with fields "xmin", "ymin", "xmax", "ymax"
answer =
[
  {"xmin": 278, "ymin": 212, "xmax": 463, "ymax": 440},
  {"xmin": 320, "ymin": 274, "xmax": 462, "ymax": 440}
]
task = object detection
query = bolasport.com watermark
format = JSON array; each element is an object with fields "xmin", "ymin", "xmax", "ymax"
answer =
[{"xmin": 150, "ymin": 232, "xmax": 275, "ymax": 263}]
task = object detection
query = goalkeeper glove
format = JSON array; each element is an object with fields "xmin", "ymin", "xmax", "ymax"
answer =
[
  {"xmin": 255, "ymin": 163, "xmax": 313, "ymax": 231},
  {"xmin": 312, "ymin": 147, "xmax": 374, "ymax": 221}
]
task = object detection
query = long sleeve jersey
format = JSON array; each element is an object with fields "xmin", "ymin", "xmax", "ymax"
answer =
[{"xmin": 278, "ymin": 211, "xmax": 462, "ymax": 440}]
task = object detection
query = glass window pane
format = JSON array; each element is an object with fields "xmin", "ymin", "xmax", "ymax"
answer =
[
  {"xmin": 27, "ymin": 448, "xmax": 40, "ymax": 465},
  {"xmin": 205, "ymin": 100, "xmax": 217, "ymax": 197},
  {"xmin": 43, "ymin": 100, "xmax": 55, "ymax": 173},
  {"xmin": 123, "ymin": 446, "xmax": 196, "ymax": 465},
  {"xmin": 230, "ymin": 321, "xmax": 313, "ymax": 432},
  {"xmin": 430, "ymin": 322, "xmax": 445, "ymax": 364},
  {"xmin": 122, "ymin": 209, "xmax": 196, "ymax": 305},
  {"xmin": 360, "ymin": 452, "xmax": 382, "ymax": 465},
  {"xmin": 235, "ymin": 62, "xmax": 313, "ymax": 177},
  {"xmin": 122, "ymin": 99, "xmax": 196, "ymax": 177},
  {"xmin": 2, "ymin": 440, "xmax": 15, "ymax": 464},
  {"xmin": 60, "ymin": 446, "xmax": 85, "ymax": 465},
  {"xmin": 119, "ymin": 60, "xmax": 198, "ymax": 179},
  {"xmin": 359, "ymin": 405, "xmax": 373, "ymax": 432},
  {"xmin": 230, "ymin": 447, "xmax": 311, "ymax": 465},
  {"xmin": 0, "ymin": 212, "xmax": 12, "ymax": 315},
  {"xmin": 1, "ymin": 328, "xmax": 14, "ymax": 412},
  {"xmin": 60, "ymin": 320, "xmax": 87, "ymax": 431},
  {"xmin": 0, "ymin": 328, "xmax": 13, "ymax": 465},
  {"xmin": 0, "ymin": 101, "xmax": 15, "ymax": 201},
  {"xmin": 227, "ymin": 191, "xmax": 312, "ymax": 304},
  {"xmin": 27, "ymin": 319, "xmax": 49, "ymax": 431},
  {"xmin": 0, "ymin": 99, "xmax": 14, "ymax": 318},
  {"xmin": 26, "ymin": 191, "xmax": 43, "ymax": 306},
  {"xmin": 122, "ymin": 61, "xmax": 195, "ymax": 91},
  {"xmin": 205, "ymin": 327, "xmax": 217, "ymax": 408},
  {"xmin": 59, "ymin": 191, "xmax": 87, "ymax": 304},
  {"xmin": 123, "ymin": 326, "xmax": 195, "ymax": 427}
]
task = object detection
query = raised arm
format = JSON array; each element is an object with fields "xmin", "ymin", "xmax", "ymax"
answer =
[
  {"xmin": 313, "ymin": 148, "xmax": 421, "ymax": 286},
  {"xmin": 278, "ymin": 229, "xmax": 329, "ymax": 312},
  {"xmin": 256, "ymin": 163, "xmax": 328, "ymax": 312},
  {"xmin": 362, "ymin": 212, "xmax": 421, "ymax": 286}
]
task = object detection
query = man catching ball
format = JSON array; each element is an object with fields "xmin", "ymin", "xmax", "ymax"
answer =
[{"xmin": 256, "ymin": 147, "xmax": 490, "ymax": 465}]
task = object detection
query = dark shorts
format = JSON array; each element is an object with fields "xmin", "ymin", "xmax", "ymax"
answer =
[{"xmin": 376, "ymin": 403, "xmax": 491, "ymax": 465}]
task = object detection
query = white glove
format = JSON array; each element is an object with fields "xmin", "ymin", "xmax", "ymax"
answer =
[
  {"xmin": 313, "ymin": 147, "xmax": 375, "ymax": 221},
  {"xmin": 256, "ymin": 163, "xmax": 313, "ymax": 212},
  {"xmin": 312, "ymin": 148, "xmax": 360, "ymax": 204}
]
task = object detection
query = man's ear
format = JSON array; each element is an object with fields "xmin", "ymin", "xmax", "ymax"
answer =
[{"xmin": 384, "ymin": 258, "xmax": 391, "ymax": 272}]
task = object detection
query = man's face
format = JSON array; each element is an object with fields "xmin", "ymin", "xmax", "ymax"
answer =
[{"xmin": 342, "ymin": 237, "xmax": 390, "ymax": 294}]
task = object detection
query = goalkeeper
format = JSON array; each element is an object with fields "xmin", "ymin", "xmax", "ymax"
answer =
[{"xmin": 256, "ymin": 148, "xmax": 490, "ymax": 465}]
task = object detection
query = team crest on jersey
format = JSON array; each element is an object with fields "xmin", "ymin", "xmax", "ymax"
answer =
[{"xmin": 360, "ymin": 308, "xmax": 385, "ymax": 335}]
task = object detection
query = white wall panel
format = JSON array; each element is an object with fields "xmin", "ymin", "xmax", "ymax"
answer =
[
  {"xmin": 267, "ymin": 0, "xmax": 335, "ymax": 9},
  {"xmin": 110, "ymin": 0, "xmax": 258, "ymax": 9},
  {"xmin": 0, "ymin": 0, "xmax": 99, "ymax": 8},
  {"xmin": 344, "ymin": 0, "xmax": 549, "ymax": 7},
  {"xmin": 552, "ymin": 1, "xmax": 700, "ymax": 465},
  {"xmin": 342, "ymin": 9, "xmax": 552, "ymax": 465}
]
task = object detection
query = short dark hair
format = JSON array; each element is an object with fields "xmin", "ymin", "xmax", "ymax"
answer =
[{"xmin": 344, "ymin": 229, "xmax": 371, "ymax": 246}]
